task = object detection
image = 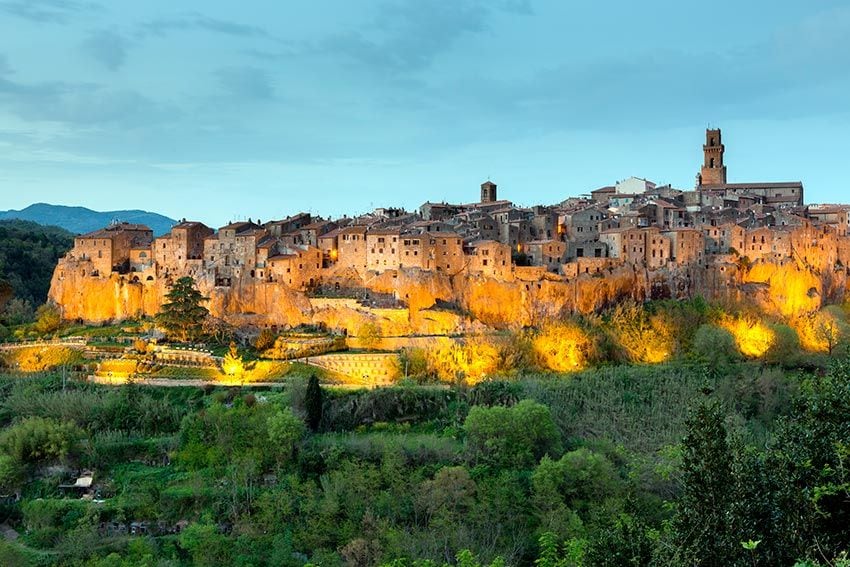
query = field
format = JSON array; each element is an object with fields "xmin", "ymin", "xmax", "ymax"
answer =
[{"xmin": 0, "ymin": 356, "xmax": 844, "ymax": 566}]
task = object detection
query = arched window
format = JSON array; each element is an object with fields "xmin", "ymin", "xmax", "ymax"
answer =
[{"xmin": 709, "ymin": 157, "xmax": 715, "ymax": 168}]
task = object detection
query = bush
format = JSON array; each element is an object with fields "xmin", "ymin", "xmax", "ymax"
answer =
[
  {"xmin": 0, "ymin": 454, "xmax": 21, "ymax": 493},
  {"xmin": 463, "ymin": 399, "xmax": 561, "ymax": 468},
  {"xmin": 33, "ymin": 303, "xmax": 61, "ymax": 335},
  {"xmin": 765, "ymin": 324, "xmax": 801, "ymax": 366},
  {"xmin": 692, "ymin": 324, "xmax": 739, "ymax": 365},
  {"xmin": 267, "ymin": 408, "xmax": 306, "ymax": 466},
  {"xmin": 0, "ymin": 416, "xmax": 83, "ymax": 466},
  {"xmin": 532, "ymin": 321, "xmax": 598, "ymax": 372},
  {"xmin": 322, "ymin": 386, "xmax": 455, "ymax": 431},
  {"xmin": 4, "ymin": 346, "xmax": 83, "ymax": 372},
  {"xmin": 254, "ymin": 329, "xmax": 277, "ymax": 353},
  {"xmin": 607, "ymin": 301, "xmax": 676, "ymax": 364},
  {"xmin": 425, "ymin": 337, "xmax": 504, "ymax": 383}
]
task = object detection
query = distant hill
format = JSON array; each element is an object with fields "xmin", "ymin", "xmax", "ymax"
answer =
[
  {"xmin": 0, "ymin": 220, "xmax": 74, "ymax": 308},
  {"xmin": 0, "ymin": 203, "xmax": 177, "ymax": 236}
]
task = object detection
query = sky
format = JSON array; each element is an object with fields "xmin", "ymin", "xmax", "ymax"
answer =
[{"xmin": 1, "ymin": 0, "xmax": 850, "ymax": 226}]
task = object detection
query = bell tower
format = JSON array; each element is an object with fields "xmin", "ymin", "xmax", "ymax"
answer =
[
  {"xmin": 480, "ymin": 180, "xmax": 497, "ymax": 203},
  {"xmin": 699, "ymin": 128, "xmax": 727, "ymax": 186}
]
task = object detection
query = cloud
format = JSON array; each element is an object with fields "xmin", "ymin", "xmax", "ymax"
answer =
[
  {"xmin": 316, "ymin": 0, "xmax": 529, "ymax": 74},
  {"xmin": 0, "ymin": 70, "xmax": 174, "ymax": 127},
  {"xmin": 138, "ymin": 13, "xmax": 270, "ymax": 39},
  {"xmin": 81, "ymin": 29, "xmax": 129, "ymax": 71},
  {"xmin": 0, "ymin": 0, "xmax": 100, "ymax": 24},
  {"xmin": 215, "ymin": 66, "xmax": 275, "ymax": 100},
  {"xmin": 421, "ymin": 5, "xmax": 850, "ymax": 136}
]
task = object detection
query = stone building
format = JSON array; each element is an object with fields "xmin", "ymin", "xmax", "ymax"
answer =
[
  {"xmin": 600, "ymin": 227, "xmax": 670, "ymax": 268},
  {"xmin": 336, "ymin": 226, "xmax": 369, "ymax": 273},
  {"xmin": 524, "ymin": 240, "xmax": 566, "ymax": 272},
  {"xmin": 72, "ymin": 223, "xmax": 153, "ymax": 277},
  {"xmin": 399, "ymin": 233, "xmax": 429, "ymax": 270},
  {"xmin": 664, "ymin": 228, "xmax": 705, "ymax": 265},
  {"xmin": 698, "ymin": 128, "xmax": 727, "ymax": 186},
  {"xmin": 566, "ymin": 240, "xmax": 608, "ymax": 261},
  {"xmin": 807, "ymin": 205, "xmax": 850, "ymax": 237},
  {"xmin": 366, "ymin": 229, "xmax": 401, "ymax": 271},
  {"xmin": 465, "ymin": 240, "xmax": 512, "ymax": 280},
  {"xmin": 480, "ymin": 180, "xmax": 498, "ymax": 203},
  {"xmin": 700, "ymin": 222, "xmax": 745, "ymax": 255},
  {"xmin": 744, "ymin": 226, "xmax": 774, "ymax": 261},
  {"xmin": 696, "ymin": 128, "xmax": 804, "ymax": 206},
  {"xmin": 559, "ymin": 207, "xmax": 606, "ymax": 242},
  {"xmin": 203, "ymin": 221, "xmax": 266, "ymax": 285},
  {"xmin": 267, "ymin": 245, "xmax": 323, "ymax": 289},
  {"xmin": 153, "ymin": 221, "xmax": 213, "ymax": 277},
  {"xmin": 429, "ymin": 232, "xmax": 465, "ymax": 274}
]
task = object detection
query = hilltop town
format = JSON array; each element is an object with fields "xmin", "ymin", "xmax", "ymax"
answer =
[{"xmin": 49, "ymin": 129, "xmax": 850, "ymax": 329}]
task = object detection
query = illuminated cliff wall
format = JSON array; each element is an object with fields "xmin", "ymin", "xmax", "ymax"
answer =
[{"xmin": 48, "ymin": 252, "xmax": 850, "ymax": 332}]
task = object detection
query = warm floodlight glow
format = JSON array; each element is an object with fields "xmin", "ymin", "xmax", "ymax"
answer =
[
  {"xmin": 793, "ymin": 310, "xmax": 843, "ymax": 353},
  {"xmin": 721, "ymin": 316, "xmax": 775, "ymax": 358},
  {"xmin": 221, "ymin": 342, "xmax": 245, "ymax": 377},
  {"xmin": 532, "ymin": 322, "xmax": 594, "ymax": 372}
]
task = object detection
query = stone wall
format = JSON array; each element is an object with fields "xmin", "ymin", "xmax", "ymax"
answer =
[{"xmin": 308, "ymin": 352, "xmax": 400, "ymax": 384}]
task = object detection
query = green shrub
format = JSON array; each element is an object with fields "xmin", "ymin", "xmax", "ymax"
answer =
[
  {"xmin": 463, "ymin": 399, "xmax": 560, "ymax": 469},
  {"xmin": 692, "ymin": 324, "xmax": 739, "ymax": 365},
  {"xmin": 0, "ymin": 416, "xmax": 83, "ymax": 466}
]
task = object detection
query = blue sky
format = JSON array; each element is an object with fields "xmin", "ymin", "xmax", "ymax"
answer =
[{"xmin": 1, "ymin": 0, "xmax": 849, "ymax": 226}]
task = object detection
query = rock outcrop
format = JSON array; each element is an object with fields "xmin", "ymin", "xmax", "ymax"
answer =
[{"xmin": 49, "ymin": 250, "xmax": 849, "ymax": 333}]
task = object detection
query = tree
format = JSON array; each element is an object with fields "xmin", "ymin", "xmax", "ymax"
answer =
[
  {"xmin": 0, "ymin": 417, "xmax": 82, "ymax": 466},
  {"xmin": 156, "ymin": 276, "xmax": 209, "ymax": 342},
  {"xmin": 305, "ymin": 373, "xmax": 323, "ymax": 432},
  {"xmin": 266, "ymin": 408, "xmax": 305, "ymax": 466},
  {"xmin": 607, "ymin": 301, "xmax": 676, "ymax": 364},
  {"xmin": 464, "ymin": 399, "xmax": 561, "ymax": 469},
  {"xmin": 221, "ymin": 342, "xmax": 244, "ymax": 377},
  {"xmin": 692, "ymin": 324, "xmax": 739, "ymax": 366},
  {"xmin": 672, "ymin": 401, "xmax": 740, "ymax": 566},
  {"xmin": 532, "ymin": 321, "xmax": 598, "ymax": 372},
  {"xmin": 2, "ymin": 298, "xmax": 34, "ymax": 326},
  {"xmin": 33, "ymin": 302, "xmax": 61, "ymax": 335},
  {"xmin": 254, "ymin": 328, "xmax": 277, "ymax": 352}
]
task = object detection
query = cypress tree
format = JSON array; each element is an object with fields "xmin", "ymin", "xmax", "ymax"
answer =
[{"xmin": 305, "ymin": 374, "xmax": 323, "ymax": 432}]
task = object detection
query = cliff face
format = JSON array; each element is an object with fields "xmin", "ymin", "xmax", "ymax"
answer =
[
  {"xmin": 49, "ymin": 264, "xmax": 312, "ymax": 326},
  {"xmin": 49, "ymin": 254, "xmax": 848, "ymax": 331}
]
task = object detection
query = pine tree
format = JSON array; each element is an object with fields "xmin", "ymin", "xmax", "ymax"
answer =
[
  {"xmin": 156, "ymin": 277, "xmax": 209, "ymax": 343},
  {"xmin": 305, "ymin": 374, "xmax": 323, "ymax": 432}
]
